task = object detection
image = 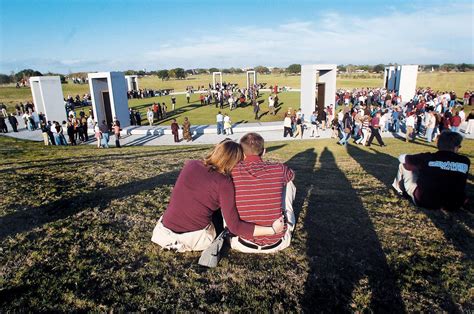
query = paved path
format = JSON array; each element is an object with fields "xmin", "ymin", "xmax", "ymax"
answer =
[{"xmin": 2, "ymin": 117, "xmax": 473, "ymax": 146}]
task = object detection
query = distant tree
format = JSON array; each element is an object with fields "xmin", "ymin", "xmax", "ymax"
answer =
[
  {"xmin": 255, "ymin": 65, "xmax": 270, "ymax": 74},
  {"xmin": 173, "ymin": 68, "xmax": 186, "ymax": 79},
  {"xmin": 137, "ymin": 70, "xmax": 146, "ymax": 76},
  {"xmin": 15, "ymin": 69, "xmax": 42, "ymax": 81},
  {"xmin": 440, "ymin": 63, "xmax": 457, "ymax": 72},
  {"xmin": 168, "ymin": 69, "xmax": 176, "ymax": 79},
  {"xmin": 233, "ymin": 68, "xmax": 243, "ymax": 73},
  {"xmin": 286, "ymin": 64, "xmax": 301, "ymax": 74},
  {"xmin": 458, "ymin": 63, "xmax": 474, "ymax": 72},
  {"xmin": 337, "ymin": 64, "xmax": 347, "ymax": 72},
  {"xmin": 124, "ymin": 70, "xmax": 136, "ymax": 75},
  {"xmin": 157, "ymin": 69, "xmax": 169, "ymax": 81},
  {"xmin": 209, "ymin": 67, "xmax": 220, "ymax": 73},
  {"xmin": 0, "ymin": 74, "xmax": 12, "ymax": 84},
  {"xmin": 194, "ymin": 68, "xmax": 208, "ymax": 74},
  {"xmin": 271, "ymin": 67, "xmax": 284, "ymax": 74},
  {"xmin": 373, "ymin": 64, "xmax": 385, "ymax": 73},
  {"xmin": 185, "ymin": 69, "xmax": 194, "ymax": 75},
  {"xmin": 222, "ymin": 68, "xmax": 232, "ymax": 74}
]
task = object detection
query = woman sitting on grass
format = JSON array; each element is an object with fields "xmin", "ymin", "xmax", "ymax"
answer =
[{"xmin": 151, "ymin": 139, "xmax": 284, "ymax": 252}]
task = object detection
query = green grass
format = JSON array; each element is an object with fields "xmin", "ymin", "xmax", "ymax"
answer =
[{"xmin": 0, "ymin": 136, "xmax": 473, "ymax": 311}]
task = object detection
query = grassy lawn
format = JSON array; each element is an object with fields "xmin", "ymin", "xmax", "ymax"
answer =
[{"xmin": 0, "ymin": 136, "xmax": 473, "ymax": 311}]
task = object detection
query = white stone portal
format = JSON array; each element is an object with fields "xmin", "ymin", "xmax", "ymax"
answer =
[
  {"xmin": 300, "ymin": 64, "xmax": 337, "ymax": 121},
  {"xmin": 88, "ymin": 72, "xmax": 129, "ymax": 128},
  {"xmin": 384, "ymin": 65, "xmax": 418, "ymax": 103},
  {"xmin": 125, "ymin": 75, "xmax": 139, "ymax": 91},
  {"xmin": 246, "ymin": 71, "xmax": 257, "ymax": 89},
  {"xmin": 212, "ymin": 72, "xmax": 222, "ymax": 89},
  {"xmin": 29, "ymin": 76, "xmax": 66, "ymax": 123}
]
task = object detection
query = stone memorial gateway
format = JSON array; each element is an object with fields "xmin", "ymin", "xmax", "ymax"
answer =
[
  {"xmin": 29, "ymin": 76, "xmax": 66, "ymax": 123},
  {"xmin": 300, "ymin": 64, "xmax": 337, "ymax": 121},
  {"xmin": 88, "ymin": 72, "xmax": 130, "ymax": 128},
  {"xmin": 383, "ymin": 65, "xmax": 418, "ymax": 104},
  {"xmin": 125, "ymin": 75, "xmax": 139, "ymax": 91},
  {"xmin": 212, "ymin": 72, "xmax": 222, "ymax": 89},
  {"xmin": 246, "ymin": 70, "xmax": 257, "ymax": 89}
]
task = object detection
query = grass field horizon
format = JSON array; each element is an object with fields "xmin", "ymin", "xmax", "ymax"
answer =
[{"xmin": 0, "ymin": 135, "xmax": 472, "ymax": 311}]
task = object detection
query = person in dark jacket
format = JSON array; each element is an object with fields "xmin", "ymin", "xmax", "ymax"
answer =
[
  {"xmin": 171, "ymin": 118, "xmax": 179, "ymax": 142},
  {"xmin": 8, "ymin": 114, "xmax": 18, "ymax": 132}
]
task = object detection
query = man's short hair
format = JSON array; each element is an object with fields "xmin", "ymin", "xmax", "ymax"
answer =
[
  {"xmin": 240, "ymin": 132, "xmax": 265, "ymax": 156},
  {"xmin": 438, "ymin": 130, "xmax": 463, "ymax": 151}
]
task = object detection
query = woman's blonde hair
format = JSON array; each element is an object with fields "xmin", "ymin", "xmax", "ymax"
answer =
[{"xmin": 203, "ymin": 139, "xmax": 243, "ymax": 175}]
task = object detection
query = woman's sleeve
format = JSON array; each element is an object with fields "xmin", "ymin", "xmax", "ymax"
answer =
[{"xmin": 218, "ymin": 179, "xmax": 254, "ymax": 238}]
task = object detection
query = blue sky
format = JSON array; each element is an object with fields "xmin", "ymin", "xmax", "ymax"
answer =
[{"xmin": 0, "ymin": 0, "xmax": 472, "ymax": 74}]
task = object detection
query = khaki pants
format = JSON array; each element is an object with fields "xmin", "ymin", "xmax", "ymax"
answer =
[
  {"xmin": 230, "ymin": 181, "xmax": 296, "ymax": 254},
  {"xmin": 42, "ymin": 132, "xmax": 49, "ymax": 145},
  {"xmin": 393, "ymin": 163, "xmax": 418, "ymax": 204},
  {"xmin": 151, "ymin": 216, "xmax": 216, "ymax": 252},
  {"xmin": 406, "ymin": 126, "xmax": 414, "ymax": 142}
]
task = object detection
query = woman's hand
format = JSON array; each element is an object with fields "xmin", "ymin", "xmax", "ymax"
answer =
[{"xmin": 271, "ymin": 216, "xmax": 285, "ymax": 234}]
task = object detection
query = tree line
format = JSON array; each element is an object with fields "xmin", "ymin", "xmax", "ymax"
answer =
[{"xmin": 1, "ymin": 63, "xmax": 472, "ymax": 84}]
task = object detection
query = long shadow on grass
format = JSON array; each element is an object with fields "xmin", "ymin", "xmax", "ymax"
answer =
[
  {"xmin": 347, "ymin": 143, "xmax": 473, "ymax": 311},
  {"xmin": 347, "ymin": 143, "xmax": 474, "ymax": 260},
  {"xmin": 0, "ymin": 170, "xmax": 179, "ymax": 241},
  {"xmin": 295, "ymin": 147, "xmax": 405, "ymax": 312}
]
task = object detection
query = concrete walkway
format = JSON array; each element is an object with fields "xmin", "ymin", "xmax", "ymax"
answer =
[{"xmin": 2, "ymin": 117, "xmax": 473, "ymax": 146}]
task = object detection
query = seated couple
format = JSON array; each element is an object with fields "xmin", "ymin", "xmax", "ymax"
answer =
[
  {"xmin": 151, "ymin": 132, "xmax": 296, "ymax": 253},
  {"xmin": 392, "ymin": 130, "xmax": 470, "ymax": 210}
]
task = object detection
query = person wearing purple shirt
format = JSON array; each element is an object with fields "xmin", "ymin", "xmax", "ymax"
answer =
[
  {"xmin": 151, "ymin": 139, "xmax": 284, "ymax": 252},
  {"xmin": 366, "ymin": 111, "xmax": 386, "ymax": 147}
]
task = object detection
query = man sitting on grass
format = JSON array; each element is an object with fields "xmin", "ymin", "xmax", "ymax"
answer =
[
  {"xmin": 230, "ymin": 132, "xmax": 296, "ymax": 253},
  {"xmin": 392, "ymin": 130, "xmax": 470, "ymax": 210}
]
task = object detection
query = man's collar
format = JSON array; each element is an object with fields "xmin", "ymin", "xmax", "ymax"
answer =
[{"xmin": 244, "ymin": 155, "xmax": 263, "ymax": 162}]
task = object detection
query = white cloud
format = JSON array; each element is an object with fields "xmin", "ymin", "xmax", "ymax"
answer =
[{"xmin": 145, "ymin": 3, "xmax": 473, "ymax": 69}]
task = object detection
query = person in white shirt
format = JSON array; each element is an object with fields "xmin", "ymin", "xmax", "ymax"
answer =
[
  {"xmin": 424, "ymin": 110, "xmax": 436, "ymax": 142},
  {"xmin": 268, "ymin": 95, "xmax": 275, "ymax": 115},
  {"xmin": 228, "ymin": 96, "xmax": 235, "ymax": 111},
  {"xmin": 223, "ymin": 113, "xmax": 233, "ymax": 135},
  {"xmin": 147, "ymin": 108, "xmax": 154, "ymax": 126},
  {"xmin": 405, "ymin": 112, "xmax": 416, "ymax": 142}
]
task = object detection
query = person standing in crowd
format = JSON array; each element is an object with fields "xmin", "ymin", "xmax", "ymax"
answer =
[
  {"xmin": 8, "ymin": 113, "xmax": 18, "ymax": 132},
  {"xmin": 268, "ymin": 95, "xmax": 275, "ymax": 115},
  {"xmin": 51, "ymin": 121, "xmax": 60, "ymax": 145},
  {"xmin": 161, "ymin": 102, "xmax": 167, "ymax": 118},
  {"xmin": 253, "ymin": 100, "xmax": 260, "ymax": 120},
  {"xmin": 216, "ymin": 111, "xmax": 224, "ymax": 135},
  {"xmin": 405, "ymin": 112, "xmax": 416, "ymax": 142},
  {"xmin": 283, "ymin": 113, "xmax": 293, "ymax": 137},
  {"xmin": 319, "ymin": 108, "xmax": 327, "ymax": 131},
  {"xmin": 185, "ymin": 91, "xmax": 191, "ymax": 104},
  {"xmin": 450, "ymin": 111, "xmax": 462, "ymax": 133},
  {"xmin": 147, "ymin": 108, "xmax": 154, "ymax": 126},
  {"xmin": 223, "ymin": 113, "xmax": 233, "ymax": 135},
  {"xmin": 366, "ymin": 111, "xmax": 386, "ymax": 147},
  {"xmin": 171, "ymin": 118, "xmax": 179, "ymax": 143},
  {"xmin": 182, "ymin": 117, "xmax": 192, "ymax": 142},
  {"xmin": 392, "ymin": 131, "xmax": 469, "ymax": 210},
  {"xmin": 40, "ymin": 122, "xmax": 50, "ymax": 145},
  {"xmin": 0, "ymin": 115, "xmax": 8, "ymax": 133},
  {"xmin": 113, "ymin": 118, "xmax": 121, "ymax": 148},
  {"xmin": 135, "ymin": 110, "xmax": 142, "ymax": 126},
  {"xmin": 171, "ymin": 96, "xmax": 177, "ymax": 111},
  {"xmin": 94, "ymin": 122, "xmax": 102, "ymax": 148},
  {"xmin": 81, "ymin": 115, "xmax": 89, "ymax": 142},
  {"xmin": 67, "ymin": 120, "xmax": 76, "ymax": 145},
  {"xmin": 59, "ymin": 121, "xmax": 68, "ymax": 145},
  {"xmin": 338, "ymin": 110, "xmax": 352, "ymax": 146},
  {"xmin": 293, "ymin": 115, "xmax": 303, "ymax": 139},
  {"xmin": 425, "ymin": 110, "xmax": 436, "ymax": 143},
  {"xmin": 99, "ymin": 120, "xmax": 110, "ymax": 148},
  {"xmin": 355, "ymin": 113, "xmax": 371, "ymax": 146},
  {"xmin": 310, "ymin": 111, "xmax": 320, "ymax": 137}
]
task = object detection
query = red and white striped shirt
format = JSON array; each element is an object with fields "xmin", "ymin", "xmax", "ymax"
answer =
[{"xmin": 232, "ymin": 155, "xmax": 295, "ymax": 245}]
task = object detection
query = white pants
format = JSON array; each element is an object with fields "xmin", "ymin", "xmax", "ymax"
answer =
[
  {"xmin": 393, "ymin": 163, "xmax": 418, "ymax": 203},
  {"xmin": 230, "ymin": 181, "xmax": 296, "ymax": 254},
  {"xmin": 310, "ymin": 124, "xmax": 319, "ymax": 137},
  {"xmin": 151, "ymin": 216, "xmax": 216, "ymax": 252}
]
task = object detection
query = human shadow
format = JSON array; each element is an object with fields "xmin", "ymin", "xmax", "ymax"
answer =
[
  {"xmin": 0, "ymin": 170, "xmax": 179, "ymax": 241},
  {"xmin": 346, "ymin": 143, "xmax": 474, "ymax": 262},
  {"xmin": 124, "ymin": 134, "xmax": 163, "ymax": 146},
  {"xmin": 265, "ymin": 144, "xmax": 287, "ymax": 154},
  {"xmin": 295, "ymin": 147, "xmax": 405, "ymax": 312}
]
